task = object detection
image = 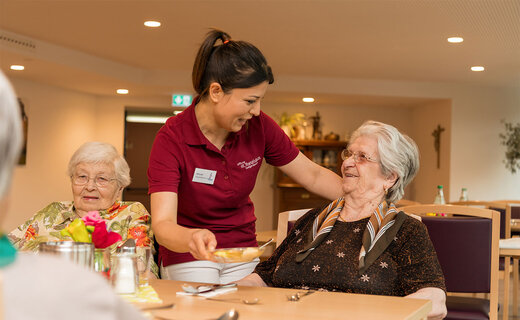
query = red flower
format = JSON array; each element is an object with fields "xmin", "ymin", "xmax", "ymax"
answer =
[
  {"xmin": 91, "ymin": 220, "xmax": 122, "ymax": 249},
  {"xmin": 24, "ymin": 225, "xmax": 37, "ymax": 240},
  {"xmin": 127, "ymin": 226, "xmax": 150, "ymax": 247}
]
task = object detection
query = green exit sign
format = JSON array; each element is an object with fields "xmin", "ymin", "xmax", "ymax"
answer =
[{"xmin": 172, "ymin": 94, "xmax": 192, "ymax": 107}]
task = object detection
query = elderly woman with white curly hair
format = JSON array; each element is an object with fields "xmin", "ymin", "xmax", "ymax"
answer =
[
  {"xmin": 0, "ymin": 71, "xmax": 146, "ymax": 319},
  {"xmin": 9, "ymin": 141, "xmax": 158, "ymax": 276},
  {"xmin": 238, "ymin": 120, "xmax": 447, "ymax": 320}
]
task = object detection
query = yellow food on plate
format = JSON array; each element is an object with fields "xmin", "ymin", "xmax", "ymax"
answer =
[{"xmin": 213, "ymin": 247, "xmax": 265, "ymax": 263}]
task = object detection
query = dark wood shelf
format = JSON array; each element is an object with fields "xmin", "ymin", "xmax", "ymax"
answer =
[{"xmin": 273, "ymin": 139, "xmax": 348, "ymax": 228}]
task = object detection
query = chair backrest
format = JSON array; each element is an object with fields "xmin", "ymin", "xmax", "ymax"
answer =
[
  {"xmin": 400, "ymin": 204, "xmax": 500, "ymax": 320},
  {"xmin": 510, "ymin": 204, "xmax": 520, "ymax": 219},
  {"xmin": 450, "ymin": 200, "xmax": 510, "ymax": 239},
  {"xmin": 276, "ymin": 208, "xmax": 310, "ymax": 247},
  {"xmin": 395, "ymin": 199, "xmax": 421, "ymax": 207},
  {"xmin": 491, "ymin": 201, "xmax": 520, "ymax": 219},
  {"xmin": 492, "ymin": 200, "xmax": 520, "ymax": 204}
]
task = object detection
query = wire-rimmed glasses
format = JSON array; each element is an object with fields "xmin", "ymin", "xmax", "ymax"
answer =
[
  {"xmin": 340, "ymin": 149, "xmax": 378, "ymax": 164},
  {"xmin": 71, "ymin": 174, "xmax": 117, "ymax": 188}
]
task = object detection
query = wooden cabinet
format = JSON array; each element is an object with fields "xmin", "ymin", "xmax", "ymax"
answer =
[{"xmin": 273, "ymin": 139, "xmax": 348, "ymax": 228}]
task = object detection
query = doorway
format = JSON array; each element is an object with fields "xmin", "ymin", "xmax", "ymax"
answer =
[{"xmin": 123, "ymin": 109, "xmax": 176, "ymax": 212}]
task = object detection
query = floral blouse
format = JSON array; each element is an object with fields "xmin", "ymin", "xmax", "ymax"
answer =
[{"xmin": 8, "ymin": 201, "xmax": 158, "ymax": 277}]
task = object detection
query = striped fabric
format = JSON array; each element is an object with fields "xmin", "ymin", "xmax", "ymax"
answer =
[
  {"xmin": 295, "ymin": 197, "xmax": 345, "ymax": 262},
  {"xmin": 296, "ymin": 199, "xmax": 401, "ymax": 273},
  {"xmin": 358, "ymin": 202, "xmax": 398, "ymax": 270}
]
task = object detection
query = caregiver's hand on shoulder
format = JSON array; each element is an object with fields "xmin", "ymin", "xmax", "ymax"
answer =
[{"xmin": 189, "ymin": 229, "xmax": 217, "ymax": 261}]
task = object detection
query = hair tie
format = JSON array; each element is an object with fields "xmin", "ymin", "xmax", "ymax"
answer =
[{"xmin": 223, "ymin": 39, "xmax": 230, "ymax": 44}]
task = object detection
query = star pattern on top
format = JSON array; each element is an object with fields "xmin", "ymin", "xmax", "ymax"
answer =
[
  {"xmin": 326, "ymin": 239, "xmax": 333, "ymax": 244},
  {"xmin": 337, "ymin": 252, "xmax": 345, "ymax": 258},
  {"xmin": 294, "ymin": 229, "xmax": 301, "ymax": 235},
  {"xmin": 360, "ymin": 274, "xmax": 370, "ymax": 282},
  {"xmin": 297, "ymin": 238, "xmax": 302, "ymax": 243},
  {"xmin": 353, "ymin": 227, "xmax": 361, "ymax": 233},
  {"xmin": 380, "ymin": 261, "xmax": 388, "ymax": 268},
  {"xmin": 312, "ymin": 265, "xmax": 320, "ymax": 272}
]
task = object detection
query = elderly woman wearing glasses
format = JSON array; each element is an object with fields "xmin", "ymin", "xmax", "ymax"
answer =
[
  {"xmin": 8, "ymin": 141, "xmax": 158, "ymax": 276},
  {"xmin": 238, "ymin": 121, "xmax": 447, "ymax": 320}
]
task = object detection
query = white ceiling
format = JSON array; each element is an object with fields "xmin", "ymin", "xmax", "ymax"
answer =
[{"xmin": 0, "ymin": 0, "xmax": 518, "ymax": 106}]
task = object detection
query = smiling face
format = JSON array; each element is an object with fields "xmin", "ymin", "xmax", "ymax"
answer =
[
  {"xmin": 341, "ymin": 135, "xmax": 396, "ymax": 203},
  {"xmin": 213, "ymin": 81, "xmax": 269, "ymax": 132},
  {"xmin": 71, "ymin": 162, "xmax": 121, "ymax": 216}
]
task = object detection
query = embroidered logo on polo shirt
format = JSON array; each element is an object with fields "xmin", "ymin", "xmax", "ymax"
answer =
[{"xmin": 237, "ymin": 156, "xmax": 261, "ymax": 169}]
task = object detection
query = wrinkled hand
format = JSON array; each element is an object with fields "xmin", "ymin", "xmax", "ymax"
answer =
[
  {"xmin": 405, "ymin": 287, "xmax": 446, "ymax": 320},
  {"xmin": 189, "ymin": 229, "xmax": 217, "ymax": 261}
]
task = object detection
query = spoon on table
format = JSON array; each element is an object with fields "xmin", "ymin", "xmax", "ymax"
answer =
[
  {"xmin": 258, "ymin": 238, "xmax": 274, "ymax": 249},
  {"xmin": 216, "ymin": 309, "xmax": 239, "ymax": 320}
]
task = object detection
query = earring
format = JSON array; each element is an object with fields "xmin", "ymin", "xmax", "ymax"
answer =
[{"xmin": 384, "ymin": 187, "xmax": 388, "ymax": 196}]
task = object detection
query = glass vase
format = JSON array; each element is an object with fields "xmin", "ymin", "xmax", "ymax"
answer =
[{"xmin": 94, "ymin": 248, "xmax": 111, "ymax": 279}]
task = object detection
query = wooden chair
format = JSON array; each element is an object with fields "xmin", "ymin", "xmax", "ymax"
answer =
[
  {"xmin": 400, "ymin": 204, "xmax": 500, "ymax": 320},
  {"xmin": 395, "ymin": 199, "xmax": 421, "ymax": 208},
  {"xmin": 450, "ymin": 201, "xmax": 511, "ymax": 239},
  {"xmin": 457, "ymin": 201, "xmax": 520, "ymax": 319},
  {"xmin": 276, "ymin": 208, "xmax": 310, "ymax": 247},
  {"xmin": 491, "ymin": 201, "xmax": 520, "ymax": 219}
]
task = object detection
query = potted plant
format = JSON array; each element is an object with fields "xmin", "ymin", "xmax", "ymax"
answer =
[
  {"xmin": 499, "ymin": 120, "xmax": 520, "ymax": 173},
  {"xmin": 278, "ymin": 112, "xmax": 307, "ymax": 139}
]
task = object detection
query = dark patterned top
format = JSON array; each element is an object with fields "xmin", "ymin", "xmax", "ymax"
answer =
[{"xmin": 255, "ymin": 207, "xmax": 446, "ymax": 296}]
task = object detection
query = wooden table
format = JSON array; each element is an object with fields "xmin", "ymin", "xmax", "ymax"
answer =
[
  {"xmin": 145, "ymin": 279, "xmax": 431, "ymax": 320},
  {"xmin": 500, "ymin": 247, "xmax": 520, "ymax": 320}
]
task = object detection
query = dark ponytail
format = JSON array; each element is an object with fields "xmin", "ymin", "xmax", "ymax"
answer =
[{"xmin": 192, "ymin": 28, "xmax": 274, "ymax": 99}]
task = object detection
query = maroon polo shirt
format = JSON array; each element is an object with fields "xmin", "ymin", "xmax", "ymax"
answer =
[{"xmin": 148, "ymin": 102, "xmax": 299, "ymax": 266}]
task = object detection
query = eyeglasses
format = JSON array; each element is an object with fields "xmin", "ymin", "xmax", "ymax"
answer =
[
  {"xmin": 71, "ymin": 174, "xmax": 117, "ymax": 188},
  {"xmin": 341, "ymin": 149, "xmax": 378, "ymax": 164}
]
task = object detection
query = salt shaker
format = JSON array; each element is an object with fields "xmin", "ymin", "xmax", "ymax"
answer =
[{"xmin": 111, "ymin": 252, "xmax": 138, "ymax": 295}]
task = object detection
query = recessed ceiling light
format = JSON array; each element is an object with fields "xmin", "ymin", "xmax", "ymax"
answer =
[
  {"xmin": 144, "ymin": 21, "xmax": 161, "ymax": 28},
  {"xmin": 447, "ymin": 37, "xmax": 464, "ymax": 43},
  {"xmin": 116, "ymin": 89, "xmax": 129, "ymax": 95},
  {"xmin": 10, "ymin": 65, "xmax": 24, "ymax": 71},
  {"xmin": 302, "ymin": 97, "xmax": 315, "ymax": 103},
  {"xmin": 471, "ymin": 66, "xmax": 485, "ymax": 72}
]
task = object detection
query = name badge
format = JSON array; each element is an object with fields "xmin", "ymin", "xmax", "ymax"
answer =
[{"xmin": 192, "ymin": 168, "xmax": 217, "ymax": 185}]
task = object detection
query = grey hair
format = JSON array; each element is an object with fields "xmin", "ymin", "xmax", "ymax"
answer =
[
  {"xmin": 349, "ymin": 120, "xmax": 419, "ymax": 203},
  {"xmin": 0, "ymin": 71, "xmax": 22, "ymax": 199},
  {"xmin": 67, "ymin": 142, "xmax": 131, "ymax": 188}
]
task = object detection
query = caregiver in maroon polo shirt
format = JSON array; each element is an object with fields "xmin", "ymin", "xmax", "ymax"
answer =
[{"xmin": 148, "ymin": 29, "xmax": 343, "ymax": 284}]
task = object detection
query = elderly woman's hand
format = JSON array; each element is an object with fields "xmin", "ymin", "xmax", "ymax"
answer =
[
  {"xmin": 188, "ymin": 229, "xmax": 217, "ymax": 261},
  {"xmin": 405, "ymin": 287, "xmax": 447, "ymax": 320}
]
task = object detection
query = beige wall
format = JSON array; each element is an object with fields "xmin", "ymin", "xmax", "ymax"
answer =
[
  {"xmin": 411, "ymin": 100, "xmax": 451, "ymax": 203},
  {"xmin": 5, "ymin": 77, "xmax": 168, "ymax": 231},
  {"xmin": 4, "ymin": 75, "xmax": 520, "ymax": 234}
]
